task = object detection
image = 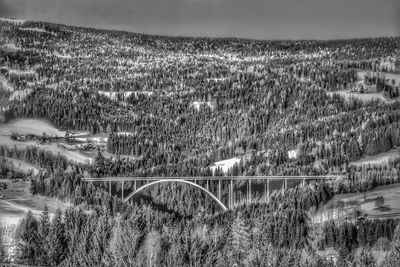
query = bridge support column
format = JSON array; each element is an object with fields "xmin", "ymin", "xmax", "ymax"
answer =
[
  {"xmin": 230, "ymin": 180, "xmax": 233, "ymax": 209},
  {"xmin": 121, "ymin": 181, "xmax": 124, "ymax": 199},
  {"xmin": 248, "ymin": 179, "xmax": 252, "ymax": 204},
  {"xmin": 302, "ymin": 178, "xmax": 306, "ymax": 187},
  {"xmin": 206, "ymin": 180, "xmax": 209, "ymax": 191},
  {"xmin": 134, "ymin": 180, "xmax": 137, "ymax": 191},
  {"xmin": 109, "ymin": 181, "xmax": 111, "ymax": 196},
  {"xmin": 264, "ymin": 179, "xmax": 270, "ymax": 203},
  {"xmin": 218, "ymin": 180, "xmax": 221, "ymax": 200},
  {"xmin": 285, "ymin": 178, "xmax": 288, "ymax": 192}
]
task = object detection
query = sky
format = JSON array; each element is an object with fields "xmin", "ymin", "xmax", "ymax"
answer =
[{"xmin": 1, "ymin": 0, "xmax": 399, "ymax": 40}]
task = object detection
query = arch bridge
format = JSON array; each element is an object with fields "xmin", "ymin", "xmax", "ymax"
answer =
[{"xmin": 83, "ymin": 175, "xmax": 342, "ymax": 211}]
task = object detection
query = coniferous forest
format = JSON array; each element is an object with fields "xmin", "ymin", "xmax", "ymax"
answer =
[{"xmin": 0, "ymin": 18, "xmax": 400, "ymax": 266}]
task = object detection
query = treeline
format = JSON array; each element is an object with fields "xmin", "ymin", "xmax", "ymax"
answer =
[{"xmin": 319, "ymin": 219, "xmax": 400, "ymax": 255}]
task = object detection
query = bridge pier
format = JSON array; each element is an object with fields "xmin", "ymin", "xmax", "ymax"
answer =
[
  {"xmin": 302, "ymin": 178, "xmax": 306, "ymax": 187},
  {"xmin": 285, "ymin": 178, "xmax": 288, "ymax": 192},
  {"xmin": 121, "ymin": 181, "xmax": 124, "ymax": 199},
  {"xmin": 134, "ymin": 180, "xmax": 137, "ymax": 191},
  {"xmin": 206, "ymin": 180, "xmax": 209, "ymax": 191},
  {"xmin": 264, "ymin": 179, "xmax": 270, "ymax": 203},
  {"xmin": 230, "ymin": 180, "xmax": 233, "ymax": 209},
  {"xmin": 248, "ymin": 179, "xmax": 252, "ymax": 204},
  {"xmin": 218, "ymin": 180, "xmax": 221, "ymax": 200},
  {"xmin": 109, "ymin": 181, "xmax": 111, "ymax": 195}
]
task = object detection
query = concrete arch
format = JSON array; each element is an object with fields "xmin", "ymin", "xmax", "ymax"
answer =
[{"xmin": 123, "ymin": 179, "xmax": 228, "ymax": 211}]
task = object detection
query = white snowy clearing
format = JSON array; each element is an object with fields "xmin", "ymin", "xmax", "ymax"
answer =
[
  {"xmin": 210, "ymin": 157, "xmax": 242, "ymax": 174},
  {"xmin": 0, "ymin": 119, "xmax": 93, "ymax": 164},
  {"xmin": 18, "ymin": 27, "xmax": 56, "ymax": 35},
  {"xmin": 98, "ymin": 91, "xmax": 153, "ymax": 100},
  {"xmin": 191, "ymin": 101, "xmax": 215, "ymax": 111},
  {"xmin": 1, "ymin": 156, "xmax": 40, "ymax": 175},
  {"xmin": 350, "ymin": 147, "xmax": 400, "ymax": 166},
  {"xmin": 1, "ymin": 43, "xmax": 19, "ymax": 52},
  {"xmin": 0, "ymin": 17, "xmax": 25, "ymax": 25}
]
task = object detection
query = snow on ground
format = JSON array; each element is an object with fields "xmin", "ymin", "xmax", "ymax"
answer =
[
  {"xmin": 313, "ymin": 183, "xmax": 400, "ymax": 223},
  {"xmin": 9, "ymin": 88, "xmax": 34, "ymax": 101},
  {"xmin": 115, "ymin": 132, "xmax": 135, "ymax": 136},
  {"xmin": 358, "ymin": 70, "xmax": 400, "ymax": 86},
  {"xmin": 0, "ymin": 179, "xmax": 70, "ymax": 226},
  {"xmin": 0, "ymin": 75, "xmax": 14, "ymax": 92},
  {"xmin": 75, "ymin": 136, "xmax": 108, "ymax": 143},
  {"xmin": 326, "ymin": 70, "xmax": 400, "ymax": 103},
  {"xmin": 1, "ymin": 43, "xmax": 19, "ymax": 52},
  {"xmin": 8, "ymin": 69, "xmax": 36, "ymax": 76},
  {"xmin": 98, "ymin": 91, "xmax": 153, "ymax": 101},
  {"xmin": 0, "ymin": 17, "xmax": 25, "ymax": 25},
  {"xmin": 210, "ymin": 157, "xmax": 242, "ymax": 174},
  {"xmin": 1, "ymin": 157, "xmax": 40, "ymax": 175},
  {"xmin": 191, "ymin": 101, "xmax": 215, "ymax": 111},
  {"xmin": 53, "ymin": 51, "xmax": 72, "ymax": 59},
  {"xmin": 327, "ymin": 90, "xmax": 388, "ymax": 103},
  {"xmin": 18, "ymin": 27, "xmax": 56, "ymax": 35},
  {"xmin": 206, "ymin": 78, "xmax": 229, "ymax": 82},
  {"xmin": 0, "ymin": 119, "xmax": 94, "ymax": 164},
  {"xmin": 350, "ymin": 147, "xmax": 400, "ymax": 166},
  {"xmin": 0, "ymin": 118, "xmax": 66, "ymax": 136}
]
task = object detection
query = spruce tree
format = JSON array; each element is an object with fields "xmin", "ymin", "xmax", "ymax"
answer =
[
  {"xmin": 37, "ymin": 206, "xmax": 51, "ymax": 265},
  {"xmin": 0, "ymin": 227, "xmax": 7, "ymax": 263},
  {"xmin": 352, "ymin": 246, "xmax": 376, "ymax": 267},
  {"xmin": 15, "ymin": 211, "xmax": 40, "ymax": 265},
  {"xmin": 47, "ymin": 209, "xmax": 67, "ymax": 265},
  {"xmin": 228, "ymin": 213, "xmax": 251, "ymax": 265}
]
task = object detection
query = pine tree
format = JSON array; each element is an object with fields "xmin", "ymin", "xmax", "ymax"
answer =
[
  {"xmin": 15, "ymin": 211, "xmax": 40, "ymax": 265},
  {"xmin": 228, "ymin": 213, "xmax": 251, "ymax": 265},
  {"xmin": 0, "ymin": 227, "xmax": 7, "ymax": 263},
  {"xmin": 37, "ymin": 206, "xmax": 51, "ymax": 265},
  {"xmin": 47, "ymin": 209, "xmax": 67, "ymax": 265},
  {"xmin": 353, "ymin": 246, "xmax": 376, "ymax": 267}
]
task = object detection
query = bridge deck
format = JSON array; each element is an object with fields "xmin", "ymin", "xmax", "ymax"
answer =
[{"xmin": 83, "ymin": 175, "xmax": 343, "ymax": 182}]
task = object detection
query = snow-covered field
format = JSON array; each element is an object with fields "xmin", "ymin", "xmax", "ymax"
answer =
[
  {"xmin": 328, "ymin": 90, "xmax": 387, "ymax": 102},
  {"xmin": 326, "ymin": 70, "xmax": 400, "ymax": 103},
  {"xmin": 1, "ymin": 43, "xmax": 19, "ymax": 52},
  {"xmin": 0, "ymin": 179, "xmax": 70, "ymax": 258},
  {"xmin": 191, "ymin": 101, "xmax": 215, "ymax": 111},
  {"xmin": 313, "ymin": 183, "xmax": 400, "ymax": 223},
  {"xmin": 0, "ymin": 179, "xmax": 70, "ymax": 226},
  {"xmin": 1, "ymin": 157, "xmax": 39, "ymax": 175},
  {"xmin": 210, "ymin": 156, "xmax": 243, "ymax": 174},
  {"xmin": 358, "ymin": 70, "xmax": 400, "ymax": 86},
  {"xmin": 98, "ymin": 90, "xmax": 153, "ymax": 100},
  {"xmin": 18, "ymin": 27, "xmax": 56, "ymax": 35},
  {"xmin": 350, "ymin": 147, "xmax": 400, "ymax": 166},
  {"xmin": 0, "ymin": 119, "xmax": 93, "ymax": 164},
  {"xmin": 0, "ymin": 74, "xmax": 14, "ymax": 92},
  {"xmin": 0, "ymin": 17, "xmax": 25, "ymax": 25}
]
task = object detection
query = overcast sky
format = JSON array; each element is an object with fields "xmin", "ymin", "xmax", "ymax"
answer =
[{"xmin": 1, "ymin": 0, "xmax": 399, "ymax": 40}]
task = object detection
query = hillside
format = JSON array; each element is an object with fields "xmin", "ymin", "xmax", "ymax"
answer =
[{"xmin": 1, "ymin": 18, "xmax": 400, "ymax": 266}]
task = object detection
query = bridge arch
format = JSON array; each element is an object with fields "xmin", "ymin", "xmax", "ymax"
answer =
[{"xmin": 123, "ymin": 179, "xmax": 228, "ymax": 211}]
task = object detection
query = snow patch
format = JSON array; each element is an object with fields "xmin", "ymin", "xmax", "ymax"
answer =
[
  {"xmin": 210, "ymin": 157, "xmax": 242, "ymax": 174},
  {"xmin": 191, "ymin": 101, "xmax": 215, "ymax": 111},
  {"xmin": 0, "ymin": 17, "xmax": 25, "ymax": 25},
  {"xmin": 18, "ymin": 27, "xmax": 56, "ymax": 35}
]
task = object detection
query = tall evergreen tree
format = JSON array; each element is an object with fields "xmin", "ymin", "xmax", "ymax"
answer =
[
  {"xmin": 37, "ymin": 206, "xmax": 51, "ymax": 265},
  {"xmin": 15, "ymin": 211, "xmax": 40, "ymax": 265},
  {"xmin": 228, "ymin": 213, "xmax": 251, "ymax": 265},
  {"xmin": 47, "ymin": 209, "xmax": 67, "ymax": 265}
]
